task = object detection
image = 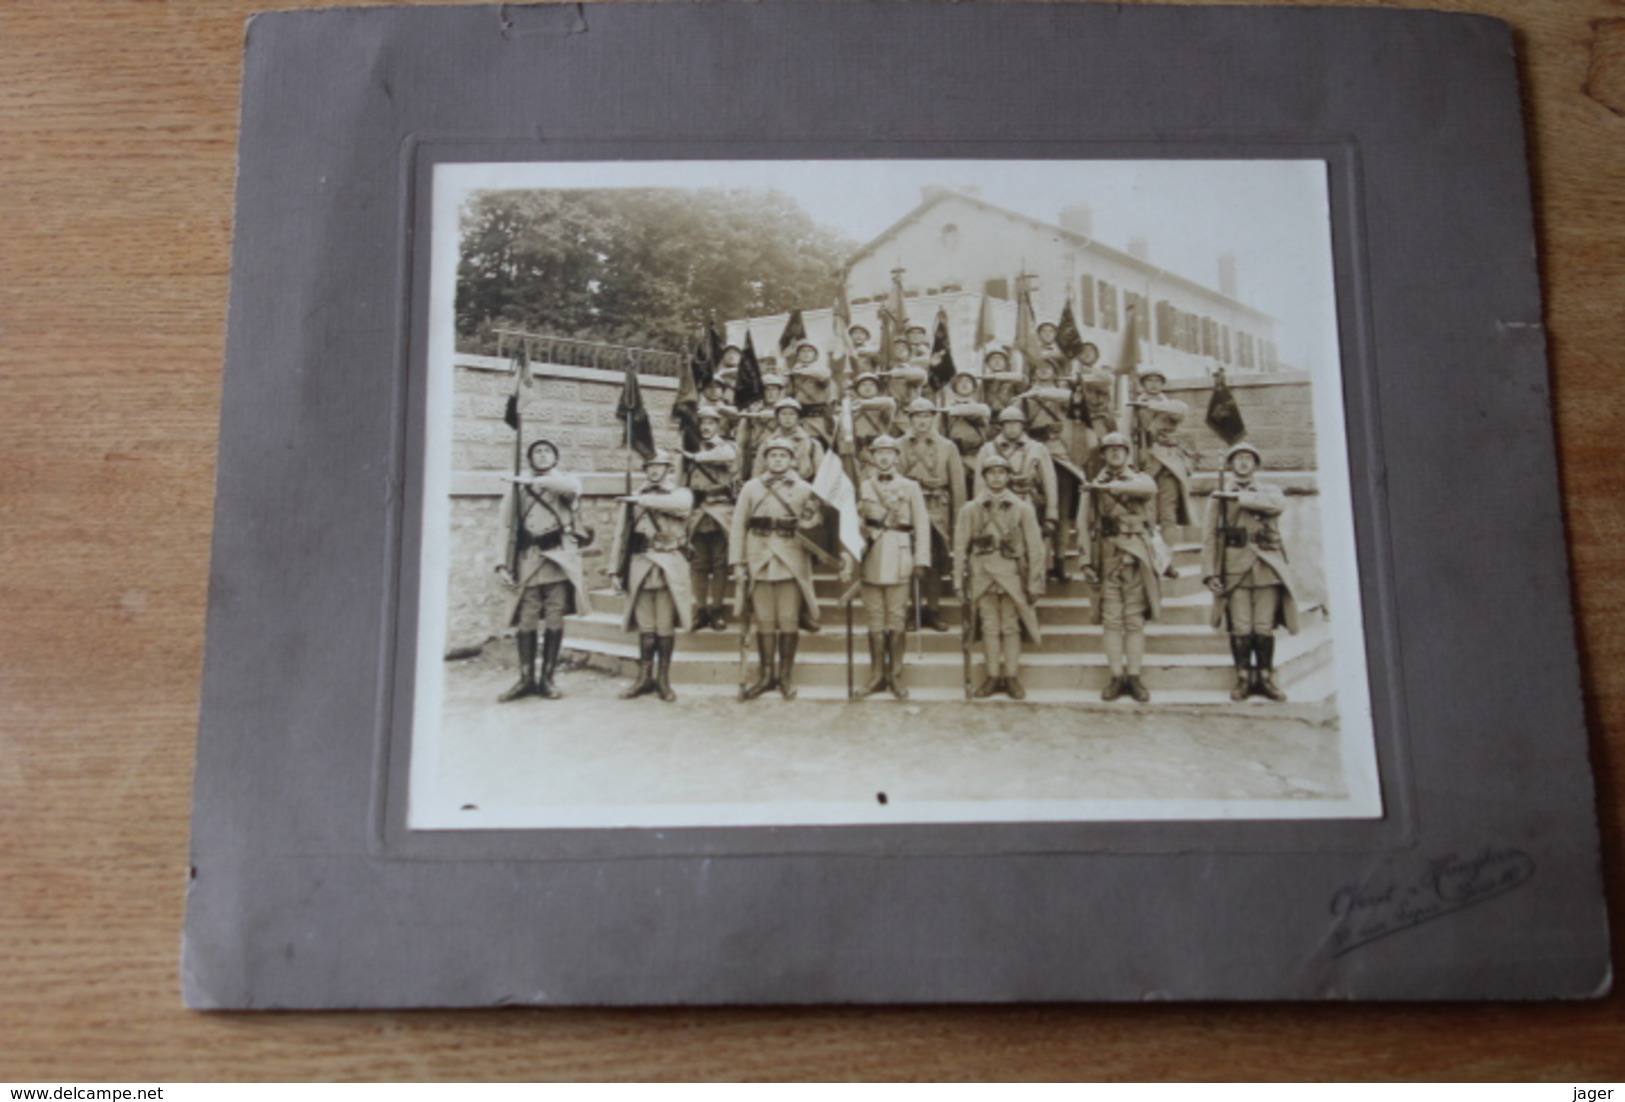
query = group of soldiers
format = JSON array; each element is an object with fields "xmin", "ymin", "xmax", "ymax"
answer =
[{"xmin": 493, "ymin": 323, "xmax": 1301, "ymax": 706}]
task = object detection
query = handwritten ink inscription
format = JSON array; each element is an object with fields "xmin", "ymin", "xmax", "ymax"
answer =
[{"xmin": 1329, "ymin": 847, "xmax": 1535, "ymax": 957}]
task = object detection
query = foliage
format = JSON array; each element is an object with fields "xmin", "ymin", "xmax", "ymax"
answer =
[{"xmin": 457, "ymin": 188, "xmax": 854, "ymax": 353}]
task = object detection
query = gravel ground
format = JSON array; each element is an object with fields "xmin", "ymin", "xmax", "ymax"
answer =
[{"xmin": 414, "ymin": 648, "xmax": 1362, "ymax": 828}]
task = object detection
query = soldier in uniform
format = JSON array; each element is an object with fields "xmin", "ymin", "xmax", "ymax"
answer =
[
  {"xmin": 1072, "ymin": 353, "xmax": 1119, "ymax": 477},
  {"xmin": 976, "ymin": 406, "xmax": 1059, "ymax": 570},
  {"xmin": 1034, "ymin": 321, "xmax": 1069, "ymax": 379},
  {"xmin": 496, "ymin": 438, "xmax": 592, "ymax": 703},
  {"xmin": 1020, "ymin": 356, "xmax": 1087, "ymax": 581},
  {"xmin": 731, "ymin": 437, "xmax": 824, "ymax": 700},
  {"xmin": 700, "ymin": 373, "xmax": 741, "ymax": 442},
  {"xmin": 981, "ymin": 347, "xmax": 1027, "ymax": 417},
  {"xmin": 853, "ymin": 434, "xmax": 931, "ymax": 698},
  {"xmin": 847, "ymin": 324, "xmax": 881, "ymax": 376},
  {"xmin": 1128, "ymin": 367, "xmax": 1195, "ymax": 535},
  {"xmin": 850, "ymin": 372, "xmax": 898, "ymax": 476},
  {"xmin": 1202, "ymin": 441, "xmax": 1301, "ymax": 701},
  {"xmin": 612, "ymin": 449, "xmax": 696, "ymax": 702},
  {"xmin": 1080, "ymin": 433, "xmax": 1163, "ymax": 702},
  {"xmin": 943, "ymin": 371, "xmax": 992, "ymax": 501},
  {"xmin": 885, "ymin": 334, "xmax": 929, "ymax": 406},
  {"xmin": 754, "ymin": 396, "xmax": 824, "ymax": 481},
  {"xmin": 954, "ymin": 452, "xmax": 1046, "ymax": 699},
  {"xmin": 786, "ymin": 340, "xmax": 834, "ymax": 446},
  {"xmin": 898, "ymin": 396, "xmax": 965, "ymax": 631},
  {"xmin": 683, "ymin": 406, "xmax": 739, "ymax": 632},
  {"xmin": 735, "ymin": 370, "xmax": 788, "ymax": 482}
]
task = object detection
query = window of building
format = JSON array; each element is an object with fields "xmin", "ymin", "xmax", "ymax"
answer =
[
  {"xmin": 1081, "ymin": 275, "xmax": 1097, "ymax": 327},
  {"xmin": 1221, "ymin": 325, "xmax": 1232, "ymax": 364},
  {"xmin": 1099, "ymin": 280, "xmax": 1118, "ymax": 332},
  {"xmin": 941, "ymin": 223, "xmax": 961, "ymax": 250},
  {"xmin": 983, "ymin": 277, "xmax": 1009, "ymax": 300}
]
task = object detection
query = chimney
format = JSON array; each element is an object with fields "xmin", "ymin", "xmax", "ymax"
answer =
[
  {"xmin": 1218, "ymin": 253, "xmax": 1239, "ymax": 297},
  {"xmin": 1059, "ymin": 203, "xmax": 1093, "ymax": 237},
  {"xmin": 921, "ymin": 185, "xmax": 950, "ymax": 205},
  {"xmin": 1128, "ymin": 236, "xmax": 1150, "ymax": 262}
]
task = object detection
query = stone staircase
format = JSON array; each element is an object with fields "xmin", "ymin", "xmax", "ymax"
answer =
[{"xmin": 562, "ymin": 537, "xmax": 1336, "ymax": 704}]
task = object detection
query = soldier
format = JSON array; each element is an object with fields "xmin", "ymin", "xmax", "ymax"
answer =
[
  {"xmin": 1072, "ymin": 352, "xmax": 1118, "ymax": 476},
  {"xmin": 847, "ymin": 323, "xmax": 881, "ymax": 376},
  {"xmin": 700, "ymin": 372, "xmax": 741, "ymax": 442},
  {"xmin": 683, "ymin": 406, "xmax": 738, "ymax": 632},
  {"xmin": 954, "ymin": 452, "xmax": 1046, "ymax": 699},
  {"xmin": 1020, "ymin": 356, "xmax": 1087, "ymax": 581},
  {"xmin": 943, "ymin": 370, "xmax": 991, "ymax": 500},
  {"xmin": 850, "ymin": 372, "xmax": 898, "ymax": 475},
  {"xmin": 975, "ymin": 407, "xmax": 1058, "ymax": 568},
  {"xmin": 736, "ymin": 369, "xmax": 788, "ymax": 481},
  {"xmin": 1129, "ymin": 367, "xmax": 1195, "ymax": 535},
  {"xmin": 612, "ymin": 449, "xmax": 695, "ymax": 702},
  {"xmin": 885, "ymin": 334, "xmax": 928, "ymax": 406},
  {"xmin": 1080, "ymin": 433, "xmax": 1163, "ymax": 703},
  {"xmin": 496, "ymin": 438, "xmax": 592, "ymax": 703},
  {"xmin": 753, "ymin": 396, "xmax": 825, "ymax": 481},
  {"xmin": 731, "ymin": 436, "xmax": 824, "ymax": 700},
  {"xmin": 898, "ymin": 396, "xmax": 964, "ymax": 631},
  {"xmin": 1034, "ymin": 321, "xmax": 1068, "ymax": 379},
  {"xmin": 854, "ymin": 434, "xmax": 932, "ymax": 698},
  {"xmin": 786, "ymin": 340, "xmax": 834, "ymax": 446},
  {"xmin": 981, "ymin": 347, "xmax": 1027, "ymax": 417},
  {"xmin": 1202, "ymin": 442, "xmax": 1301, "ymax": 701}
]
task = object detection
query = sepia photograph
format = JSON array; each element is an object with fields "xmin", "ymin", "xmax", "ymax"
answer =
[{"xmin": 410, "ymin": 159, "xmax": 1381, "ymax": 829}]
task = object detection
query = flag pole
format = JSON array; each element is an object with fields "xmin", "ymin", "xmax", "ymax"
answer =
[{"xmin": 624, "ymin": 402, "xmax": 634, "ymax": 496}]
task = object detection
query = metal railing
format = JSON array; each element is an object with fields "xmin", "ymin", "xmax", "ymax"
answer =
[{"xmin": 483, "ymin": 328, "xmax": 686, "ymax": 378}]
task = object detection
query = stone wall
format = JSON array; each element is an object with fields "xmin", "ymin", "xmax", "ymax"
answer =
[{"xmin": 1162, "ymin": 371, "xmax": 1317, "ymax": 472}]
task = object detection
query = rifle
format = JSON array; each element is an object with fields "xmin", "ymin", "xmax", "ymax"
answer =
[
  {"xmin": 1217, "ymin": 464, "xmax": 1231, "ymax": 633},
  {"xmin": 735, "ymin": 569, "xmax": 753, "ymax": 700},
  {"xmin": 960, "ymin": 569, "xmax": 975, "ymax": 700}
]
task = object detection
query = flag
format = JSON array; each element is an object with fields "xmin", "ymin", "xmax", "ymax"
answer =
[
  {"xmin": 1056, "ymin": 300, "xmax": 1087, "ymax": 360},
  {"xmin": 831, "ymin": 281, "xmax": 855, "ymax": 395},
  {"xmin": 616, "ymin": 365, "xmax": 656, "ymax": 461},
  {"xmin": 1116, "ymin": 300, "xmax": 1144, "ymax": 377},
  {"xmin": 973, "ymin": 292, "xmax": 997, "ymax": 354},
  {"xmin": 879, "ymin": 268, "xmax": 909, "ymax": 370},
  {"xmin": 1013, "ymin": 274, "xmax": 1045, "ymax": 376},
  {"xmin": 733, "ymin": 331, "xmax": 764, "ymax": 411},
  {"xmin": 503, "ymin": 344, "xmax": 532, "ymax": 430},
  {"xmin": 1206, "ymin": 367, "xmax": 1247, "ymax": 444},
  {"xmin": 928, "ymin": 306, "xmax": 957, "ymax": 391},
  {"xmin": 811, "ymin": 396, "xmax": 864, "ymax": 560},
  {"xmin": 778, "ymin": 309, "xmax": 807, "ymax": 358},
  {"xmin": 672, "ymin": 325, "xmax": 713, "ymax": 452}
]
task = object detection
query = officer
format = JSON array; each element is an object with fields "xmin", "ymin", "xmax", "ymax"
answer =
[
  {"xmin": 496, "ymin": 438, "xmax": 592, "ymax": 702},
  {"xmin": 731, "ymin": 436, "xmax": 824, "ymax": 700},
  {"xmin": 1080, "ymin": 432, "xmax": 1163, "ymax": 702},
  {"xmin": 753, "ymin": 396, "xmax": 824, "ymax": 481},
  {"xmin": 786, "ymin": 340, "xmax": 834, "ymax": 446},
  {"xmin": 898, "ymin": 396, "xmax": 964, "ymax": 631},
  {"xmin": 611, "ymin": 449, "xmax": 695, "ymax": 702},
  {"xmin": 683, "ymin": 406, "xmax": 739, "ymax": 632},
  {"xmin": 981, "ymin": 347, "xmax": 1027, "ymax": 417},
  {"xmin": 1201, "ymin": 441, "xmax": 1301, "ymax": 701},
  {"xmin": 1129, "ymin": 368, "xmax": 1194, "ymax": 539},
  {"xmin": 853, "ymin": 434, "xmax": 931, "ymax": 698},
  {"xmin": 850, "ymin": 372, "xmax": 898, "ymax": 473},
  {"xmin": 953, "ymin": 452, "xmax": 1046, "ymax": 699},
  {"xmin": 1020, "ymin": 356, "xmax": 1087, "ymax": 581},
  {"xmin": 975, "ymin": 406, "xmax": 1058, "ymax": 567}
]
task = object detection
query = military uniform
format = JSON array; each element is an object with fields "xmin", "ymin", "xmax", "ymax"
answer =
[
  {"xmin": 944, "ymin": 374, "xmax": 992, "ymax": 472},
  {"xmin": 1073, "ymin": 362, "xmax": 1119, "ymax": 473},
  {"xmin": 613, "ymin": 454, "xmax": 695, "ymax": 702},
  {"xmin": 497, "ymin": 461, "xmax": 592, "ymax": 702},
  {"xmin": 787, "ymin": 342, "xmax": 834, "ymax": 446},
  {"xmin": 730, "ymin": 442, "xmax": 825, "ymax": 699},
  {"xmin": 850, "ymin": 378, "xmax": 898, "ymax": 475},
  {"xmin": 1081, "ymin": 435, "xmax": 1163, "ymax": 702},
  {"xmin": 983, "ymin": 368, "xmax": 1028, "ymax": 418},
  {"xmin": 1021, "ymin": 375, "xmax": 1088, "ymax": 578},
  {"xmin": 975, "ymin": 410, "xmax": 1059, "ymax": 538},
  {"xmin": 735, "ymin": 373, "xmax": 787, "ymax": 482},
  {"xmin": 855, "ymin": 436, "xmax": 932, "ymax": 698},
  {"xmin": 752, "ymin": 398, "xmax": 825, "ymax": 482},
  {"xmin": 898, "ymin": 398, "xmax": 965, "ymax": 631},
  {"xmin": 684, "ymin": 410, "xmax": 738, "ymax": 632},
  {"xmin": 954, "ymin": 457, "xmax": 1046, "ymax": 699},
  {"xmin": 1200, "ymin": 442, "xmax": 1301, "ymax": 701},
  {"xmin": 1131, "ymin": 376, "xmax": 1195, "ymax": 530}
]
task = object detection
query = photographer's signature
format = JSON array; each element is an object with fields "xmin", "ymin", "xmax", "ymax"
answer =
[{"xmin": 1329, "ymin": 847, "xmax": 1535, "ymax": 957}]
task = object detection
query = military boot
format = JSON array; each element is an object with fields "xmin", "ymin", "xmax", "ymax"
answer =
[
  {"xmin": 860, "ymin": 632, "xmax": 887, "ymax": 697},
  {"xmin": 710, "ymin": 604, "xmax": 728, "ymax": 632},
  {"xmin": 537, "ymin": 628, "xmax": 564, "ymax": 699},
  {"xmin": 1004, "ymin": 674, "xmax": 1027, "ymax": 701},
  {"xmin": 741, "ymin": 634, "xmax": 778, "ymax": 700},
  {"xmin": 692, "ymin": 606, "xmax": 712, "ymax": 632},
  {"xmin": 973, "ymin": 677, "xmax": 999, "ymax": 699},
  {"xmin": 654, "ymin": 635, "xmax": 677, "ymax": 702},
  {"xmin": 1127, "ymin": 675, "xmax": 1151, "ymax": 703},
  {"xmin": 888, "ymin": 630, "xmax": 910, "ymax": 700},
  {"xmin": 1229, "ymin": 635, "xmax": 1252, "ymax": 701},
  {"xmin": 1254, "ymin": 635, "xmax": 1287, "ymax": 701},
  {"xmin": 1101, "ymin": 674, "xmax": 1124, "ymax": 702},
  {"xmin": 619, "ymin": 633, "xmax": 658, "ymax": 699},
  {"xmin": 777, "ymin": 632, "xmax": 800, "ymax": 700},
  {"xmin": 498, "ymin": 631, "xmax": 538, "ymax": 703}
]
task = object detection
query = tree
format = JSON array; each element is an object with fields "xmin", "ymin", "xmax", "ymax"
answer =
[{"xmin": 457, "ymin": 188, "xmax": 855, "ymax": 353}]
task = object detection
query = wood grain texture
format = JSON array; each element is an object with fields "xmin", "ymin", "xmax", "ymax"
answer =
[{"xmin": 1, "ymin": 0, "xmax": 1620, "ymax": 1082}]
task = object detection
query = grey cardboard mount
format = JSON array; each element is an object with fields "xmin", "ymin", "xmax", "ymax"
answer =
[{"xmin": 185, "ymin": 3, "xmax": 1610, "ymax": 1007}]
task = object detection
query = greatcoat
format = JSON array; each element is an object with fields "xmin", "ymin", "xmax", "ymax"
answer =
[
  {"xmin": 974, "ymin": 434, "xmax": 1058, "ymax": 525},
  {"xmin": 899, "ymin": 428, "xmax": 966, "ymax": 544},
  {"xmin": 952, "ymin": 489, "xmax": 1046, "ymax": 643},
  {"xmin": 1079, "ymin": 467, "xmax": 1164, "ymax": 625},
  {"xmin": 1134, "ymin": 397, "xmax": 1195, "ymax": 525},
  {"xmin": 857, "ymin": 472, "xmax": 932, "ymax": 584},
  {"xmin": 499, "ymin": 471, "xmax": 593, "ymax": 626},
  {"xmin": 683, "ymin": 438, "xmax": 738, "ymax": 537},
  {"xmin": 728, "ymin": 470, "xmax": 825, "ymax": 631},
  {"xmin": 611, "ymin": 482, "xmax": 696, "ymax": 633},
  {"xmin": 1199, "ymin": 478, "xmax": 1301, "ymax": 633}
]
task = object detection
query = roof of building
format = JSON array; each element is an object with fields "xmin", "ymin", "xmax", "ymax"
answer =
[{"xmin": 844, "ymin": 188, "xmax": 1275, "ymax": 324}]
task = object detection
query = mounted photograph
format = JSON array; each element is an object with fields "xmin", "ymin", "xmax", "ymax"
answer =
[{"xmin": 411, "ymin": 159, "xmax": 1381, "ymax": 829}]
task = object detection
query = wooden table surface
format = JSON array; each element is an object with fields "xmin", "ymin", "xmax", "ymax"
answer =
[{"xmin": 2, "ymin": 0, "xmax": 1622, "ymax": 1082}]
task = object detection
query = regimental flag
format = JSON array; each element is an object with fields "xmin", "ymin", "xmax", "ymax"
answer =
[
  {"xmin": 778, "ymin": 309, "xmax": 807, "ymax": 359},
  {"xmin": 929, "ymin": 306, "xmax": 957, "ymax": 392},
  {"xmin": 1116, "ymin": 300, "xmax": 1144, "ymax": 377},
  {"xmin": 973, "ymin": 292, "xmax": 997, "ymax": 355},
  {"xmin": 1056, "ymin": 299, "xmax": 1087, "ymax": 361},
  {"xmin": 733, "ymin": 331, "xmax": 765, "ymax": 412},
  {"xmin": 811, "ymin": 396, "xmax": 865, "ymax": 561},
  {"xmin": 1206, "ymin": 366, "xmax": 1247, "ymax": 445},
  {"xmin": 616, "ymin": 364, "xmax": 656, "ymax": 461},
  {"xmin": 672, "ymin": 324, "xmax": 714, "ymax": 452},
  {"xmin": 706, "ymin": 317, "xmax": 724, "ymax": 376},
  {"xmin": 879, "ymin": 268, "xmax": 909, "ymax": 371},
  {"xmin": 1013, "ymin": 275, "xmax": 1046, "ymax": 377},
  {"xmin": 503, "ymin": 343, "xmax": 532, "ymax": 431},
  {"xmin": 831, "ymin": 280, "xmax": 855, "ymax": 396}
]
